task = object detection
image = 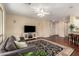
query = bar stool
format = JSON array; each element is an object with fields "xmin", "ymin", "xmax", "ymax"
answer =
[
  {"xmin": 68, "ymin": 34, "xmax": 74, "ymax": 43},
  {"xmin": 73, "ymin": 34, "xmax": 77, "ymax": 44},
  {"xmin": 74, "ymin": 35, "xmax": 79, "ymax": 46}
]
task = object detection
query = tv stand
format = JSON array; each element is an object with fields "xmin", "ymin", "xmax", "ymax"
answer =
[{"xmin": 23, "ymin": 33, "xmax": 37, "ymax": 40}]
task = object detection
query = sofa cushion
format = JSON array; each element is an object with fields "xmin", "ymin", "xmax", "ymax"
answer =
[{"xmin": 4, "ymin": 36, "xmax": 17, "ymax": 51}]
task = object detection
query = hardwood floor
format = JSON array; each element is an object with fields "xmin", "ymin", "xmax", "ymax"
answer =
[{"xmin": 39, "ymin": 36, "xmax": 79, "ymax": 56}]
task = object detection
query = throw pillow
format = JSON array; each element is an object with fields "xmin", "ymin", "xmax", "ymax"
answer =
[{"xmin": 14, "ymin": 41, "xmax": 27, "ymax": 48}]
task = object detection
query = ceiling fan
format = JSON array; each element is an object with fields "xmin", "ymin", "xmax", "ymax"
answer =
[{"xmin": 24, "ymin": 3, "xmax": 49, "ymax": 17}]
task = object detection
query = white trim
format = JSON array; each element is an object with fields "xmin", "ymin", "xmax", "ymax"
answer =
[{"xmin": 0, "ymin": 4, "xmax": 5, "ymax": 40}]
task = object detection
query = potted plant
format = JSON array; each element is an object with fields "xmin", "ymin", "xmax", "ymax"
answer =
[{"xmin": 69, "ymin": 24, "xmax": 75, "ymax": 32}]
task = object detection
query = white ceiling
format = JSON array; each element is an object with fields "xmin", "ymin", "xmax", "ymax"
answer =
[{"xmin": 3, "ymin": 3, "xmax": 79, "ymax": 21}]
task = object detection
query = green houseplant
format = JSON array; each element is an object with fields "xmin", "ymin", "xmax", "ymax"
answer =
[{"xmin": 69, "ymin": 24, "xmax": 75, "ymax": 32}]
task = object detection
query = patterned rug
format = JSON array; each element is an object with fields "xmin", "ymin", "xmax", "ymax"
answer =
[{"xmin": 27, "ymin": 39, "xmax": 74, "ymax": 56}]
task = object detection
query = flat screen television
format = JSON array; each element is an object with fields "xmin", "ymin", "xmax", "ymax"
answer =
[{"xmin": 24, "ymin": 25, "xmax": 36, "ymax": 33}]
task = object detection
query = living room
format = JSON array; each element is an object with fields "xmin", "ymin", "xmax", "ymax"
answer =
[
  {"xmin": 0, "ymin": 3, "xmax": 79, "ymax": 56},
  {"xmin": 5, "ymin": 3, "xmax": 68, "ymax": 39}
]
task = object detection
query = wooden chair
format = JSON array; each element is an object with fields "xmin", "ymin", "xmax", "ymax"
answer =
[
  {"xmin": 73, "ymin": 34, "xmax": 77, "ymax": 44},
  {"xmin": 74, "ymin": 35, "xmax": 79, "ymax": 46},
  {"xmin": 68, "ymin": 34, "xmax": 74, "ymax": 43}
]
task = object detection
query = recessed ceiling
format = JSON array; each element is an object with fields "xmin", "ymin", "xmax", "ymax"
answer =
[{"xmin": 3, "ymin": 3, "xmax": 79, "ymax": 21}]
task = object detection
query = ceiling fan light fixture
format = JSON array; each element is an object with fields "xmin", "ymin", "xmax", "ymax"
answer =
[{"xmin": 32, "ymin": 6, "xmax": 49, "ymax": 17}]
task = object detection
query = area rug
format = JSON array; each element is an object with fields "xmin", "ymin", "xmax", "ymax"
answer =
[{"xmin": 27, "ymin": 39, "xmax": 74, "ymax": 56}]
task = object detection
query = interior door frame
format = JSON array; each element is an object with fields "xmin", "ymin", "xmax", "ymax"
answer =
[{"xmin": 0, "ymin": 4, "xmax": 5, "ymax": 42}]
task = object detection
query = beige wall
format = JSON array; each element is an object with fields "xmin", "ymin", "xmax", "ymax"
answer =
[
  {"xmin": 5, "ymin": 14, "xmax": 69, "ymax": 38},
  {"xmin": 52, "ymin": 20, "xmax": 68, "ymax": 37},
  {"xmin": 5, "ymin": 14, "xmax": 51, "ymax": 37}
]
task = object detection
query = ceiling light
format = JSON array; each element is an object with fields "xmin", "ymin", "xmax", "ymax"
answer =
[
  {"xmin": 25, "ymin": 3, "xmax": 49, "ymax": 17},
  {"xmin": 36, "ymin": 8, "xmax": 49, "ymax": 17},
  {"xmin": 32, "ymin": 6, "xmax": 49, "ymax": 17}
]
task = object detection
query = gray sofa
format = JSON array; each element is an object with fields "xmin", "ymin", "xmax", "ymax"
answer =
[{"xmin": 0, "ymin": 36, "xmax": 36, "ymax": 56}]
